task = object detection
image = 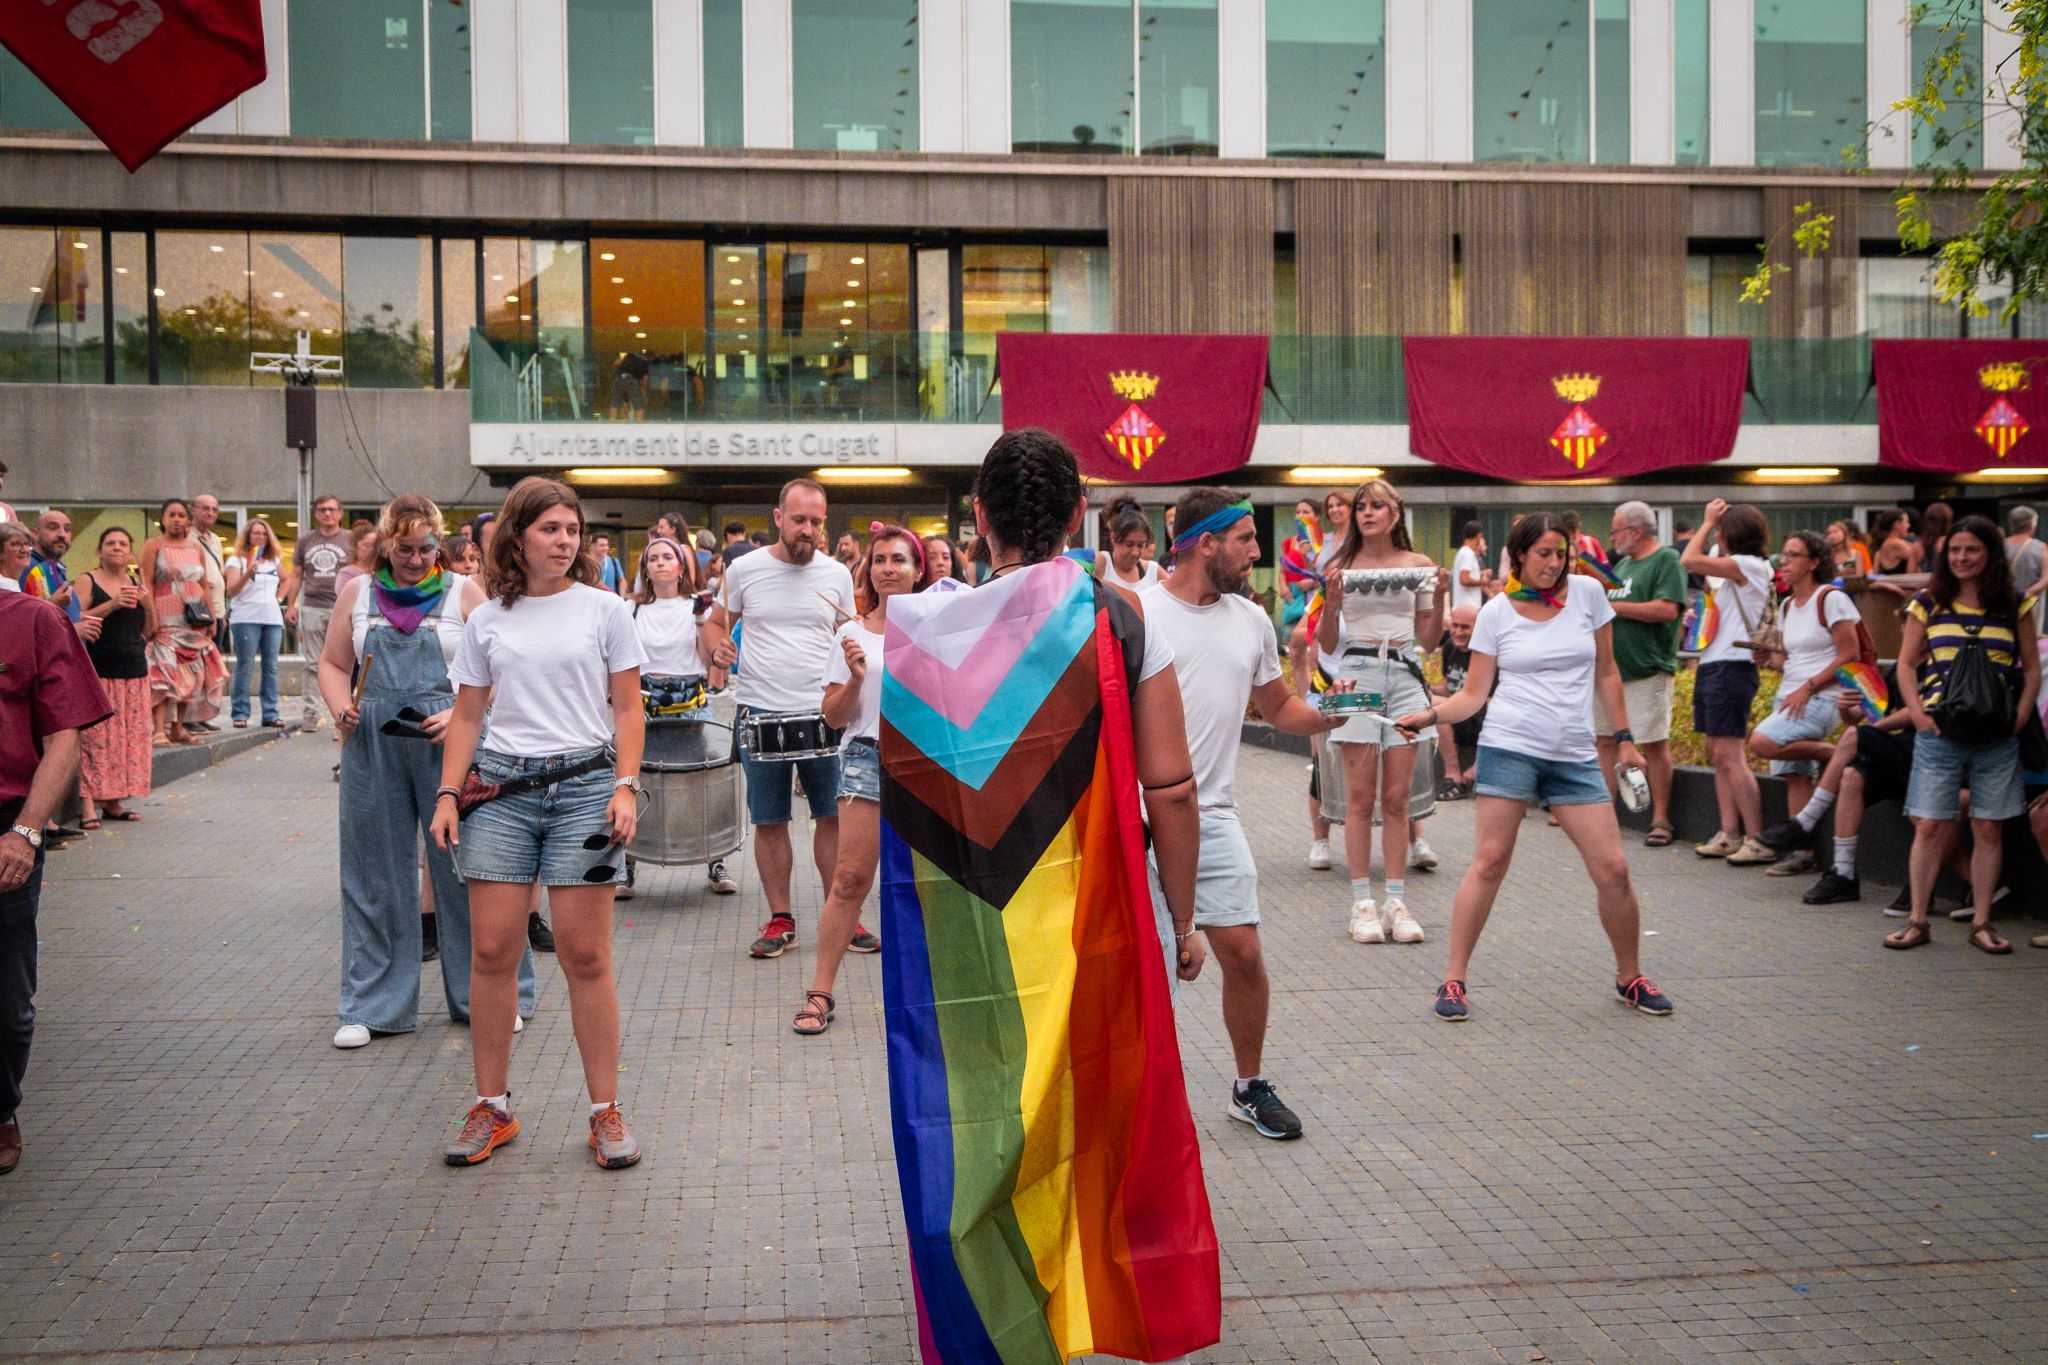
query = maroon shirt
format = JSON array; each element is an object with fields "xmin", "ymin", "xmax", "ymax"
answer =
[{"xmin": 0, "ymin": 591, "xmax": 112, "ymax": 804}]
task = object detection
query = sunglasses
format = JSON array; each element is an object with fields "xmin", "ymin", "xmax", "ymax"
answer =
[
  {"xmin": 581, "ymin": 830, "xmax": 624, "ymax": 883},
  {"xmin": 378, "ymin": 704, "xmax": 438, "ymax": 740}
]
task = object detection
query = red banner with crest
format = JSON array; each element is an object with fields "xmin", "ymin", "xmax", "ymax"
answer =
[
  {"xmin": 1403, "ymin": 336, "xmax": 1751, "ymax": 481},
  {"xmin": 997, "ymin": 333, "xmax": 1268, "ymax": 484},
  {"xmin": 1873, "ymin": 339, "xmax": 2048, "ymax": 473},
  {"xmin": 0, "ymin": 1, "xmax": 266, "ymax": 172}
]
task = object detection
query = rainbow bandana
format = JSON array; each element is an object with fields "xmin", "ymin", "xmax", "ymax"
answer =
[
  {"xmin": 878, "ymin": 556, "xmax": 1221, "ymax": 1364},
  {"xmin": 371, "ymin": 565, "xmax": 448, "ymax": 635},
  {"xmin": 1170, "ymin": 499, "xmax": 1254, "ymax": 553},
  {"xmin": 1835, "ymin": 661, "xmax": 1890, "ymax": 721},
  {"xmin": 1503, "ymin": 572, "xmax": 1566, "ymax": 609}
]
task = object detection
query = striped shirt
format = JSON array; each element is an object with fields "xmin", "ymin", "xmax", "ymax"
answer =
[{"xmin": 1906, "ymin": 592, "xmax": 2037, "ymax": 705}]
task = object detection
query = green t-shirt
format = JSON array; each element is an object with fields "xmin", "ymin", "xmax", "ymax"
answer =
[{"xmin": 1608, "ymin": 546, "xmax": 1687, "ymax": 681}]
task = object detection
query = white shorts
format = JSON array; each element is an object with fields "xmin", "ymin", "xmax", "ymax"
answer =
[
  {"xmin": 1148, "ymin": 808, "xmax": 1260, "ymax": 931},
  {"xmin": 1593, "ymin": 672, "xmax": 1675, "ymax": 745}
]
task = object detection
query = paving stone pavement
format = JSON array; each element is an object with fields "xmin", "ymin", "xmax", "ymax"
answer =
[{"xmin": 3, "ymin": 732, "xmax": 2046, "ymax": 1363}]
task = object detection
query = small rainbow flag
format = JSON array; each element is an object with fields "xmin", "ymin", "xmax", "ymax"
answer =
[
  {"xmin": 1681, "ymin": 593, "xmax": 1719, "ymax": 652},
  {"xmin": 1835, "ymin": 661, "xmax": 1889, "ymax": 720},
  {"xmin": 1576, "ymin": 551, "xmax": 1624, "ymax": 590}
]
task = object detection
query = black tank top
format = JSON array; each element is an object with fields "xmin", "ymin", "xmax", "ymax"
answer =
[{"xmin": 84, "ymin": 574, "xmax": 148, "ymax": 679}]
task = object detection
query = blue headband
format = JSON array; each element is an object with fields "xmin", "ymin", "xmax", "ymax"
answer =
[{"xmin": 1172, "ymin": 500, "xmax": 1254, "ymax": 552}]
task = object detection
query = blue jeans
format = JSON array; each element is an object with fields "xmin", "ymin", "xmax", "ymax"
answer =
[
  {"xmin": 1904, "ymin": 731, "xmax": 2025, "ymax": 822},
  {"xmin": 0, "ymin": 799, "xmax": 41, "ymax": 1125},
  {"xmin": 230, "ymin": 621, "xmax": 282, "ymax": 723}
]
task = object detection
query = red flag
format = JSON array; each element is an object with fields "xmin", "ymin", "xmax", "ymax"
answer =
[
  {"xmin": 0, "ymin": 1, "xmax": 266, "ymax": 173},
  {"xmin": 1873, "ymin": 339, "xmax": 2048, "ymax": 473}
]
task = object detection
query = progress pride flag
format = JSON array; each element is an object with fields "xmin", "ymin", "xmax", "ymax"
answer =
[{"xmin": 0, "ymin": 1, "xmax": 266, "ymax": 172}]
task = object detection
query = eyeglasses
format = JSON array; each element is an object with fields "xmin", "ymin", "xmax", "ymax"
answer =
[{"xmin": 390, "ymin": 539, "xmax": 440, "ymax": 561}]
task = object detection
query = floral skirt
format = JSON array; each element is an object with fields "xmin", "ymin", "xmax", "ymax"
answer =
[
  {"xmin": 81, "ymin": 675, "xmax": 154, "ymax": 801},
  {"xmin": 146, "ymin": 626, "xmax": 225, "ymax": 724}
]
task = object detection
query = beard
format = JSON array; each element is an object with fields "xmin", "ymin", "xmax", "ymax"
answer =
[
  {"xmin": 1210, "ymin": 561, "xmax": 1248, "ymax": 596},
  {"xmin": 783, "ymin": 534, "xmax": 816, "ymax": 564}
]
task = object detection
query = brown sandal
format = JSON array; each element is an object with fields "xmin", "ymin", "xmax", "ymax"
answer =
[
  {"xmin": 1884, "ymin": 920, "xmax": 1932, "ymax": 950},
  {"xmin": 792, "ymin": 990, "xmax": 835, "ymax": 1036},
  {"xmin": 1968, "ymin": 924, "xmax": 2012, "ymax": 955},
  {"xmin": 1645, "ymin": 823, "xmax": 1675, "ymax": 847}
]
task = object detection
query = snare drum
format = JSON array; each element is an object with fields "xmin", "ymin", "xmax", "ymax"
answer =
[
  {"xmin": 1320, "ymin": 689, "xmax": 1383, "ymax": 716},
  {"xmin": 629, "ymin": 718, "xmax": 744, "ymax": 866},
  {"xmin": 642, "ymin": 674, "xmax": 708, "ymax": 718},
  {"xmin": 738, "ymin": 710, "xmax": 844, "ymax": 762},
  {"xmin": 1317, "ymin": 732, "xmax": 1440, "ymax": 826}
]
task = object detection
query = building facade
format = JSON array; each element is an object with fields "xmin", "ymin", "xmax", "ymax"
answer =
[{"xmin": 0, "ymin": 0, "xmax": 2033, "ymax": 565}]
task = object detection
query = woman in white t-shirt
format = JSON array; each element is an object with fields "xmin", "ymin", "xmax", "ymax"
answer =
[
  {"xmin": 222, "ymin": 518, "xmax": 286, "ymax": 728},
  {"xmin": 1679, "ymin": 499, "xmax": 1777, "ymax": 865},
  {"xmin": 1395, "ymin": 513, "xmax": 1671, "ymax": 1025},
  {"xmin": 1096, "ymin": 496, "xmax": 1163, "ymax": 590},
  {"xmin": 428, "ymin": 477, "xmax": 649, "ymax": 1171},
  {"xmin": 1748, "ymin": 529, "xmax": 1863, "ymax": 848}
]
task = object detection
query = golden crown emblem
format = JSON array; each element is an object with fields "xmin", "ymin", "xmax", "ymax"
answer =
[
  {"xmin": 1109, "ymin": 370, "xmax": 1161, "ymax": 401},
  {"xmin": 1552, "ymin": 372, "xmax": 1602, "ymax": 403},
  {"xmin": 1979, "ymin": 361, "xmax": 2029, "ymax": 393}
]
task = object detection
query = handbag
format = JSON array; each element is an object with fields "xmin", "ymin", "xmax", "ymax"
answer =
[
  {"xmin": 1928, "ymin": 620, "xmax": 2019, "ymax": 745},
  {"xmin": 182, "ymin": 599, "xmax": 215, "ymax": 629}
]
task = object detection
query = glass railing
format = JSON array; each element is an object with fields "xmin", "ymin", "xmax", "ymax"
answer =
[{"xmin": 469, "ymin": 331, "xmax": 1878, "ymax": 426}]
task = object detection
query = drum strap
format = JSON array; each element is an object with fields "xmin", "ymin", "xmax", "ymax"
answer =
[{"xmin": 456, "ymin": 750, "xmax": 614, "ymax": 817}]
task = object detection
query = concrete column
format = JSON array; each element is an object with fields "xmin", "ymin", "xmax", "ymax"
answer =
[
  {"xmin": 742, "ymin": 0, "xmax": 792, "ymax": 147},
  {"xmin": 517, "ymin": 0, "xmax": 569, "ymax": 142},
  {"xmin": 654, "ymin": 0, "xmax": 706, "ymax": 144},
  {"xmin": 1630, "ymin": 0, "xmax": 1674, "ymax": 164},
  {"xmin": 1384, "ymin": 0, "xmax": 1429, "ymax": 160},
  {"xmin": 920, "ymin": 0, "xmax": 966, "ymax": 153},
  {"xmin": 237, "ymin": 0, "xmax": 290, "ymax": 135},
  {"xmin": 1427, "ymin": 0, "xmax": 1472, "ymax": 161},
  {"xmin": 1707, "ymin": 0, "xmax": 1752, "ymax": 165},
  {"xmin": 1217, "ymin": 0, "xmax": 1265, "ymax": 158},
  {"xmin": 1867, "ymin": 0, "xmax": 1911, "ymax": 169},
  {"xmin": 472, "ymin": 0, "xmax": 522, "ymax": 141},
  {"xmin": 1984, "ymin": 2, "xmax": 2023, "ymax": 170},
  {"xmin": 961, "ymin": 0, "xmax": 1011, "ymax": 153}
]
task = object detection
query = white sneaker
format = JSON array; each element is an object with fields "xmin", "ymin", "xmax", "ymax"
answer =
[
  {"xmin": 1307, "ymin": 839, "xmax": 1332, "ymax": 871},
  {"xmin": 514, "ymin": 1014, "xmax": 524, "ymax": 1034},
  {"xmin": 1349, "ymin": 900, "xmax": 1386, "ymax": 944},
  {"xmin": 1383, "ymin": 898, "xmax": 1426, "ymax": 944},
  {"xmin": 1408, "ymin": 837, "xmax": 1438, "ymax": 871},
  {"xmin": 707, "ymin": 859, "xmax": 739, "ymax": 894},
  {"xmin": 333, "ymin": 1023, "xmax": 370, "ymax": 1049}
]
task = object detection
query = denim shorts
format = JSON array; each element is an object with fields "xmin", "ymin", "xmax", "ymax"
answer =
[
  {"xmin": 738, "ymin": 708, "xmax": 841, "ymax": 824},
  {"xmin": 1473, "ymin": 745, "xmax": 1612, "ymax": 807},
  {"xmin": 1692, "ymin": 660, "xmax": 1760, "ymax": 738},
  {"xmin": 839, "ymin": 736, "xmax": 881, "ymax": 803},
  {"xmin": 455, "ymin": 747, "xmax": 624, "ymax": 886},
  {"xmin": 1752, "ymin": 689, "xmax": 1844, "ymax": 777},
  {"xmin": 1904, "ymin": 731, "xmax": 2025, "ymax": 822}
]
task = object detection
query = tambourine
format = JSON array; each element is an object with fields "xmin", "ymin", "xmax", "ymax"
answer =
[
  {"xmin": 1321, "ymin": 689, "xmax": 1384, "ymax": 716},
  {"xmin": 1340, "ymin": 568, "xmax": 1435, "ymax": 594}
]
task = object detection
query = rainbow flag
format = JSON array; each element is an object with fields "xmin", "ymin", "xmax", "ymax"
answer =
[
  {"xmin": 1681, "ymin": 592, "xmax": 1719, "ymax": 652},
  {"xmin": 879, "ymin": 557, "xmax": 1221, "ymax": 1364},
  {"xmin": 1835, "ymin": 661, "xmax": 1889, "ymax": 720},
  {"xmin": 1576, "ymin": 550, "xmax": 1624, "ymax": 590}
]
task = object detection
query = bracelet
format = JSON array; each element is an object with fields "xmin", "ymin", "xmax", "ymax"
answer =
[
  {"xmin": 1611, "ymin": 728, "xmax": 1634, "ymax": 744},
  {"xmin": 1174, "ymin": 925, "xmax": 1197, "ymax": 940},
  {"xmin": 435, "ymin": 786, "xmax": 460, "ymax": 803},
  {"xmin": 1427, "ymin": 707, "xmax": 1439, "ymax": 727}
]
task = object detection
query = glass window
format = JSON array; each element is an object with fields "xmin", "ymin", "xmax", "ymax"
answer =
[
  {"xmin": 436, "ymin": 239, "xmax": 477, "ymax": 388},
  {"xmin": 703, "ymin": 0, "xmax": 745, "ymax": 147},
  {"xmin": 111, "ymin": 230, "xmax": 147, "ymax": 385},
  {"xmin": 1474, "ymin": 0, "xmax": 1592, "ymax": 163},
  {"xmin": 961, "ymin": 244, "xmax": 1110, "ymax": 399},
  {"xmin": 155, "ymin": 230, "xmax": 252, "ymax": 386},
  {"xmin": 1266, "ymin": 0, "xmax": 1385, "ymax": 159},
  {"xmin": 1013, "ymin": 0, "xmax": 1133, "ymax": 154},
  {"xmin": 250, "ymin": 232, "xmax": 343, "ymax": 385},
  {"xmin": 1683, "ymin": 255, "xmax": 1768, "ymax": 337},
  {"xmin": 592, "ymin": 238, "xmax": 706, "ymax": 419},
  {"xmin": 0, "ymin": 227, "xmax": 101, "ymax": 383},
  {"xmin": 288, "ymin": 0, "xmax": 427, "ymax": 139},
  {"xmin": 342, "ymin": 237, "xmax": 433, "ymax": 388},
  {"xmin": 1593, "ymin": 0, "xmax": 1629, "ymax": 164},
  {"xmin": 1674, "ymin": 0, "xmax": 1710, "ymax": 165},
  {"xmin": 1912, "ymin": 7, "xmax": 1982, "ymax": 168},
  {"xmin": 533, "ymin": 241, "xmax": 590, "ymax": 414},
  {"xmin": 708, "ymin": 243, "xmax": 763, "ymax": 407},
  {"xmin": 766, "ymin": 242, "xmax": 912, "ymax": 417},
  {"xmin": 567, "ymin": 0, "xmax": 655, "ymax": 144},
  {"xmin": 1865, "ymin": 256, "xmax": 1960, "ymax": 337},
  {"xmin": 1755, "ymin": 0, "xmax": 1865, "ymax": 168},
  {"xmin": 0, "ymin": 50, "xmax": 85, "ymax": 131},
  {"xmin": 1139, "ymin": 0, "xmax": 1217, "ymax": 155},
  {"xmin": 1274, "ymin": 245, "xmax": 1298, "ymax": 334},
  {"xmin": 792, "ymin": 0, "xmax": 919, "ymax": 152},
  {"xmin": 429, "ymin": 0, "xmax": 473, "ymax": 140}
]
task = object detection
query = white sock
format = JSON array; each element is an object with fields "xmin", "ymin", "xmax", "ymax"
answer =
[
  {"xmin": 478, "ymin": 1093, "xmax": 509, "ymax": 1114},
  {"xmin": 1795, "ymin": 788, "xmax": 1836, "ymax": 831},
  {"xmin": 1234, "ymin": 1075, "xmax": 1264, "ymax": 1094},
  {"xmin": 1833, "ymin": 836, "xmax": 1857, "ymax": 878},
  {"xmin": 591, "ymin": 1100, "xmax": 616, "ymax": 1115},
  {"xmin": 1384, "ymin": 878, "xmax": 1406, "ymax": 902},
  {"xmin": 1351, "ymin": 877, "xmax": 1372, "ymax": 902}
]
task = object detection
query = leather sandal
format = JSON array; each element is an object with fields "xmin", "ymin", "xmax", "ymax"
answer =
[
  {"xmin": 1644, "ymin": 823, "xmax": 1675, "ymax": 847},
  {"xmin": 1884, "ymin": 920, "xmax": 1932, "ymax": 950},
  {"xmin": 792, "ymin": 990, "xmax": 835, "ymax": 1036},
  {"xmin": 1968, "ymin": 924, "xmax": 2012, "ymax": 955}
]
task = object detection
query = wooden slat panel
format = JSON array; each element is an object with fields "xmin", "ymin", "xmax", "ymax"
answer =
[
  {"xmin": 1294, "ymin": 179, "xmax": 1456, "ymax": 335},
  {"xmin": 1762, "ymin": 185, "xmax": 1862, "ymax": 338},
  {"xmin": 1460, "ymin": 182, "xmax": 1689, "ymax": 335},
  {"xmin": 1108, "ymin": 177, "xmax": 1275, "ymax": 332}
]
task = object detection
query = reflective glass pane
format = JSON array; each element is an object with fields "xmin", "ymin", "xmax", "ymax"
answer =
[
  {"xmin": 0, "ymin": 51, "xmax": 85, "ymax": 130},
  {"xmin": 1266, "ymin": 0, "xmax": 1385, "ymax": 159},
  {"xmin": 1865, "ymin": 257, "xmax": 1959, "ymax": 337},
  {"xmin": 54, "ymin": 228, "xmax": 105, "ymax": 383},
  {"xmin": 250, "ymin": 232, "xmax": 343, "ymax": 386},
  {"xmin": 708, "ymin": 243, "xmax": 763, "ymax": 410},
  {"xmin": 430, "ymin": 0, "xmax": 473, "ymax": 140},
  {"xmin": 1593, "ymin": 0, "xmax": 1629, "ymax": 164},
  {"xmin": 1048, "ymin": 247, "xmax": 1111, "ymax": 330},
  {"xmin": 916, "ymin": 247, "xmax": 949, "ymax": 419},
  {"xmin": 288, "ymin": 0, "xmax": 427, "ymax": 139},
  {"xmin": 533, "ymin": 241, "xmax": 589, "ymax": 415},
  {"xmin": 481, "ymin": 238, "xmax": 532, "ymax": 346},
  {"xmin": 766, "ymin": 242, "xmax": 911, "ymax": 417},
  {"xmin": 1673, "ymin": 0, "xmax": 1710, "ymax": 164},
  {"xmin": 1474, "ymin": 0, "xmax": 1590, "ymax": 163},
  {"xmin": 1683, "ymin": 255, "xmax": 1768, "ymax": 337},
  {"xmin": 568, "ymin": 0, "xmax": 655, "ymax": 144},
  {"xmin": 0, "ymin": 228, "xmax": 59, "ymax": 382},
  {"xmin": 111, "ymin": 231, "xmax": 147, "ymax": 385},
  {"xmin": 703, "ymin": 0, "xmax": 745, "ymax": 146},
  {"xmin": 1754, "ymin": 0, "xmax": 1866, "ymax": 168},
  {"xmin": 155, "ymin": 230, "xmax": 252, "ymax": 385},
  {"xmin": 793, "ymin": 0, "xmax": 919, "ymax": 152},
  {"xmin": 1969, "ymin": 275, "xmax": 2013, "ymax": 336},
  {"xmin": 342, "ymin": 237, "xmax": 433, "ymax": 388},
  {"xmin": 1912, "ymin": 8, "xmax": 1982, "ymax": 168},
  {"xmin": 593, "ymin": 238, "xmax": 705, "ymax": 419},
  {"xmin": 1139, "ymin": 0, "xmax": 1217, "ymax": 156},
  {"xmin": 436, "ymin": 239, "xmax": 477, "ymax": 388},
  {"xmin": 1013, "ymin": 0, "xmax": 1132, "ymax": 154}
]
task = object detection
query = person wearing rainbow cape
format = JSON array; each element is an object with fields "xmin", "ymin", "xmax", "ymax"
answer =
[
  {"xmin": 875, "ymin": 428, "xmax": 1220, "ymax": 1362},
  {"xmin": 1395, "ymin": 512, "xmax": 1673, "ymax": 1025}
]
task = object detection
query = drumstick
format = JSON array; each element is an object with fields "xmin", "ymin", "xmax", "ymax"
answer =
[
  {"xmin": 351, "ymin": 652, "xmax": 375, "ymax": 708},
  {"xmin": 817, "ymin": 591, "xmax": 856, "ymax": 628}
]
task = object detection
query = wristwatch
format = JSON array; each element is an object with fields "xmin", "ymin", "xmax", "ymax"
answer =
[
  {"xmin": 1611, "ymin": 728, "xmax": 1635, "ymax": 744},
  {"xmin": 8, "ymin": 822, "xmax": 42, "ymax": 849},
  {"xmin": 615, "ymin": 775, "xmax": 644, "ymax": 794}
]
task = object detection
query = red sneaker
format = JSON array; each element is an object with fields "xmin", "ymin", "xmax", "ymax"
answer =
[{"xmin": 749, "ymin": 915, "xmax": 797, "ymax": 959}]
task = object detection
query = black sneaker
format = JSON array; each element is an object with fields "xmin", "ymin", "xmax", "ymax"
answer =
[
  {"xmin": 1229, "ymin": 1079, "xmax": 1303, "ymax": 1140},
  {"xmin": 1756, "ymin": 818, "xmax": 1816, "ymax": 854},
  {"xmin": 1433, "ymin": 980, "xmax": 1469, "ymax": 1022},
  {"xmin": 1883, "ymin": 884, "xmax": 1914, "ymax": 917},
  {"xmin": 1802, "ymin": 870, "xmax": 1861, "ymax": 905},
  {"xmin": 527, "ymin": 912, "xmax": 556, "ymax": 954},
  {"xmin": 421, "ymin": 914, "xmax": 439, "ymax": 962},
  {"xmin": 1616, "ymin": 975, "xmax": 1674, "ymax": 1015},
  {"xmin": 1950, "ymin": 885, "xmax": 2010, "ymax": 921}
]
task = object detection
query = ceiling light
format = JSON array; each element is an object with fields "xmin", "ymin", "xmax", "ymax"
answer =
[
  {"xmin": 727, "ymin": 253, "xmax": 742, "ymax": 263},
  {"xmin": 1287, "ymin": 465, "xmax": 1383, "ymax": 482},
  {"xmin": 728, "ymin": 277, "xmax": 742, "ymax": 286},
  {"xmin": 737, "ymin": 332, "xmax": 748, "ymax": 339},
  {"xmin": 733, "ymin": 298, "xmax": 745, "ymax": 306},
  {"xmin": 1752, "ymin": 467, "xmax": 1840, "ymax": 480},
  {"xmin": 850, "ymin": 256, "xmax": 865, "ymax": 265},
  {"xmin": 847, "ymin": 278, "xmax": 860, "ymax": 286},
  {"xmin": 635, "ymin": 331, "xmax": 647, "ymax": 338},
  {"xmin": 599, "ymin": 252, "xmax": 616, "ymax": 261},
  {"xmin": 519, "ymin": 313, "xmax": 531, "ymax": 321},
  {"xmin": 505, "ymin": 293, "xmax": 518, "ymax": 302},
  {"xmin": 626, "ymin": 314, "xmax": 640, "ymax": 323},
  {"xmin": 840, "ymin": 317, "xmax": 854, "ymax": 325},
  {"xmin": 610, "ymin": 275, "xmax": 624, "ymax": 284},
  {"xmin": 209, "ymin": 244, "xmax": 224, "ymax": 253},
  {"xmin": 271, "ymin": 290, "xmax": 285, "ymax": 298},
  {"xmin": 152, "ymin": 287, "xmax": 165, "ymax": 297},
  {"xmin": 841, "ymin": 300, "xmax": 856, "ymax": 308},
  {"xmin": 566, "ymin": 467, "xmax": 674, "ymax": 482},
  {"xmin": 72, "ymin": 241, "xmax": 87, "ymax": 250},
  {"xmin": 491, "ymin": 273, "xmax": 503, "ymax": 281},
  {"xmin": 28, "ymin": 285, "xmax": 41, "ymax": 294},
  {"xmin": 815, "ymin": 466, "xmax": 911, "ymax": 481},
  {"xmin": 1965, "ymin": 466, "xmax": 2048, "ymax": 480},
  {"xmin": 115, "ymin": 266, "xmax": 128, "ymax": 274},
  {"xmin": 183, "ymin": 307, "xmax": 196, "ymax": 315},
  {"xmin": 619, "ymin": 296, "xmax": 633, "ymax": 305}
]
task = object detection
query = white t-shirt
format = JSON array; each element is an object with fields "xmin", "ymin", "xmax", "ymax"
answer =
[
  {"xmin": 823, "ymin": 621, "xmax": 884, "ymax": 742},
  {"xmin": 1470, "ymin": 584, "xmax": 1617, "ymax": 763},
  {"xmin": 347, "ymin": 572, "xmax": 471, "ymax": 665},
  {"xmin": 1779, "ymin": 586, "xmax": 1860, "ymax": 695},
  {"xmin": 449, "ymin": 582, "xmax": 646, "ymax": 755},
  {"xmin": 1450, "ymin": 544, "xmax": 1486, "ymax": 611},
  {"xmin": 633, "ymin": 594, "xmax": 705, "ymax": 677},
  {"xmin": 1699, "ymin": 554, "xmax": 1774, "ymax": 667},
  {"xmin": 719, "ymin": 549, "xmax": 856, "ymax": 714},
  {"xmin": 1105, "ymin": 558, "xmax": 1161, "ymax": 590},
  {"xmin": 225, "ymin": 554, "xmax": 284, "ymax": 627},
  {"xmin": 1139, "ymin": 585, "xmax": 1280, "ymax": 811}
]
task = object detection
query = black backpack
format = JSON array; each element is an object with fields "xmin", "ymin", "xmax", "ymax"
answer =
[{"xmin": 1929, "ymin": 618, "xmax": 2018, "ymax": 745}]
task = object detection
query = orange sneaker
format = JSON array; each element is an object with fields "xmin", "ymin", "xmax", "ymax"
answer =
[
  {"xmin": 443, "ymin": 1100, "xmax": 519, "ymax": 1166},
  {"xmin": 589, "ymin": 1103, "xmax": 641, "ymax": 1169}
]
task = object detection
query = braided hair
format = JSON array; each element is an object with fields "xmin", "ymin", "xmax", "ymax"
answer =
[{"xmin": 974, "ymin": 428, "xmax": 1082, "ymax": 565}]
